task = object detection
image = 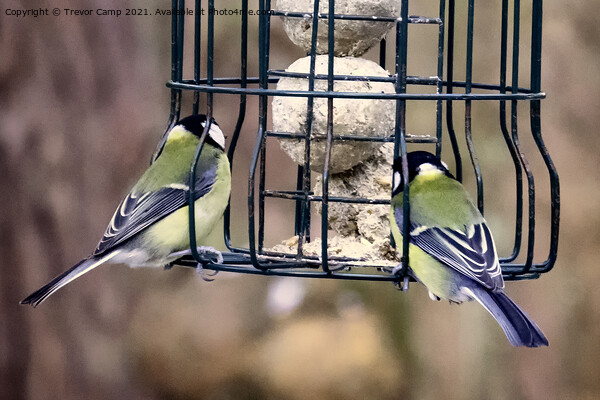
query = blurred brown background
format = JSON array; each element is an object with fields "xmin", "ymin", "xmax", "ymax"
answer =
[{"xmin": 1, "ymin": 1, "xmax": 597, "ymax": 399}]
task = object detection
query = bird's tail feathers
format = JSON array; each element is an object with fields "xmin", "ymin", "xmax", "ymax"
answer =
[
  {"xmin": 21, "ymin": 251, "xmax": 119, "ymax": 307},
  {"xmin": 463, "ymin": 287, "xmax": 548, "ymax": 347}
]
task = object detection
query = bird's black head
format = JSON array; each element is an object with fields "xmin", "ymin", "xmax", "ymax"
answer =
[
  {"xmin": 392, "ymin": 151, "xmax": 454, "ymax": 196},
  {"xmin": 177, "ymin": 114, "xmax": 226, "ymax": 150}
]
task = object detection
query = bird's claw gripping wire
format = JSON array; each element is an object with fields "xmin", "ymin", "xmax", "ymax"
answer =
[
  {"xmin": 392, "ymin": 262, "xmax": 410, "ymax": 292},
  {"xmin": 165, "ymin": 246, "xmax": 223, "ymax": 281}
]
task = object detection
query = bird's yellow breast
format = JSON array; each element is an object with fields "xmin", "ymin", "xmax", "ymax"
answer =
[
  {"xmin": 144, "ymin": 154, "xmax": 231, "ymax": 254},
  {"xmin": 389, "ymin": 206, "xmax": 456, "ymax": 300}
]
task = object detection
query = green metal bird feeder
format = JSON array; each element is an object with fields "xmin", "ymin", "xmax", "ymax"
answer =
[{"xmin": 166, "ymin": 0, "xmax": 559, "ymax": 283}]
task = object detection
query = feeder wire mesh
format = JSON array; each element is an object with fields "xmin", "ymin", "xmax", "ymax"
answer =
[{"xmin": 165, "ymin": 0, "xmax": 559, "ymax": 283}]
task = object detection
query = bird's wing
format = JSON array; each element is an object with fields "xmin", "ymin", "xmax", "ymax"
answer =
[
  {"xmin": 93, "ymin": 166, "xmax": 217, "ymax": 256},
  {"xmin": 394, "ymin": 207, "xmax": 502, "ymax": 290}
]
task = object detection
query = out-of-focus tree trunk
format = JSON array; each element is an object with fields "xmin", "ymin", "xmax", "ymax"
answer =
[
  {"xmin": 0, "ymin": 154, "xmax": 31, "ymax": 400},
  {"xmin": 0, "ymin": 1, "xmax": 161, "ymax": 399}
]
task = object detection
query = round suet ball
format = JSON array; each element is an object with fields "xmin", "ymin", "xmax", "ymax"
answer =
[
  {"xmin": 313, "ymin": 142, "xmax": 393, "ymax": 241},
  {"xmin": 272, "ymin": 55, "xmax": 395, "ymax": 173},
  {"xmin": 276, "ymin": 0, "xmax": 397, "ymax": 57}
]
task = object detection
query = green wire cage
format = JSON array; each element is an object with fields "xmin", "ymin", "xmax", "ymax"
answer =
[{"xmin": 167, "ymin": 0, "xmax": 559, "ymax": 284}]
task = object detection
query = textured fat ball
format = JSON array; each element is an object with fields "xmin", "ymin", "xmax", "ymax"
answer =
[
  {"xmin": 268, "ymin": 235, "xmax": 397, "ymax": 268},
  {"xmin": 279, "ymin": 144, "xmax": 397, "ymax": 265},
  {"xmin": 313, "ymin": 143, "xmax": 393, "ymax": 243},
  {"xmin": 277, "ymin": 0, "xmax": 397, "ymax": 57},
  {"xmin": 273, "ymin": 56, "xmax": 395, "ymax": 173}
]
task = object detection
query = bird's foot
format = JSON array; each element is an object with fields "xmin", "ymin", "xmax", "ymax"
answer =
[
  {"xmin": 194, "ymin": 246, "xmax": 222, "ymax": 282},
  {"xmin": 400, "ymin": 275, "xmax": 410, "ymax": 291},
  {"xmin": 194, "ymin": 246, "xmax": 224, "ymax": 264},
  {"xmin": 391, "ymin": 263, "xmax": 410, "ymax": 292},
  {"xmin": 165, "ymin": 247, "xmax": 223, "ymax": 280},
  {"xmin": 196, "ymin": 263, "xmax": 219, "ymax": 282},
  {"xmin": 167, "ymin": 246, "xmax": 224, "ymax": 264}
]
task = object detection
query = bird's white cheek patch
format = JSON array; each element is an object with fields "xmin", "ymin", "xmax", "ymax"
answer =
[
  {"xmin": 393, "ymin": 171, "xmax": 401, "ymax": 191},
  {"xmin": 202, "ymin": 121, "xmax": 226, "ymax": 149}
]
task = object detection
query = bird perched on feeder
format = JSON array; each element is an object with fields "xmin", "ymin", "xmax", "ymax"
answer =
[
  {"xmin": 390, "ymin": 151, "xmax": 547, "ymax": 347},
  {"xmin": 21, "ymin": 114, "xmax": 231, "ymax": 307}
]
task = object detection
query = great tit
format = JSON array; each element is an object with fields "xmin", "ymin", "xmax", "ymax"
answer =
[
  {"xmin": 390, "ymin": 151, "xmax": 547, "ymax": 347},
  {"xmin": 21, "ymin": 114, "xmax": 231, "ymax": 307}
]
